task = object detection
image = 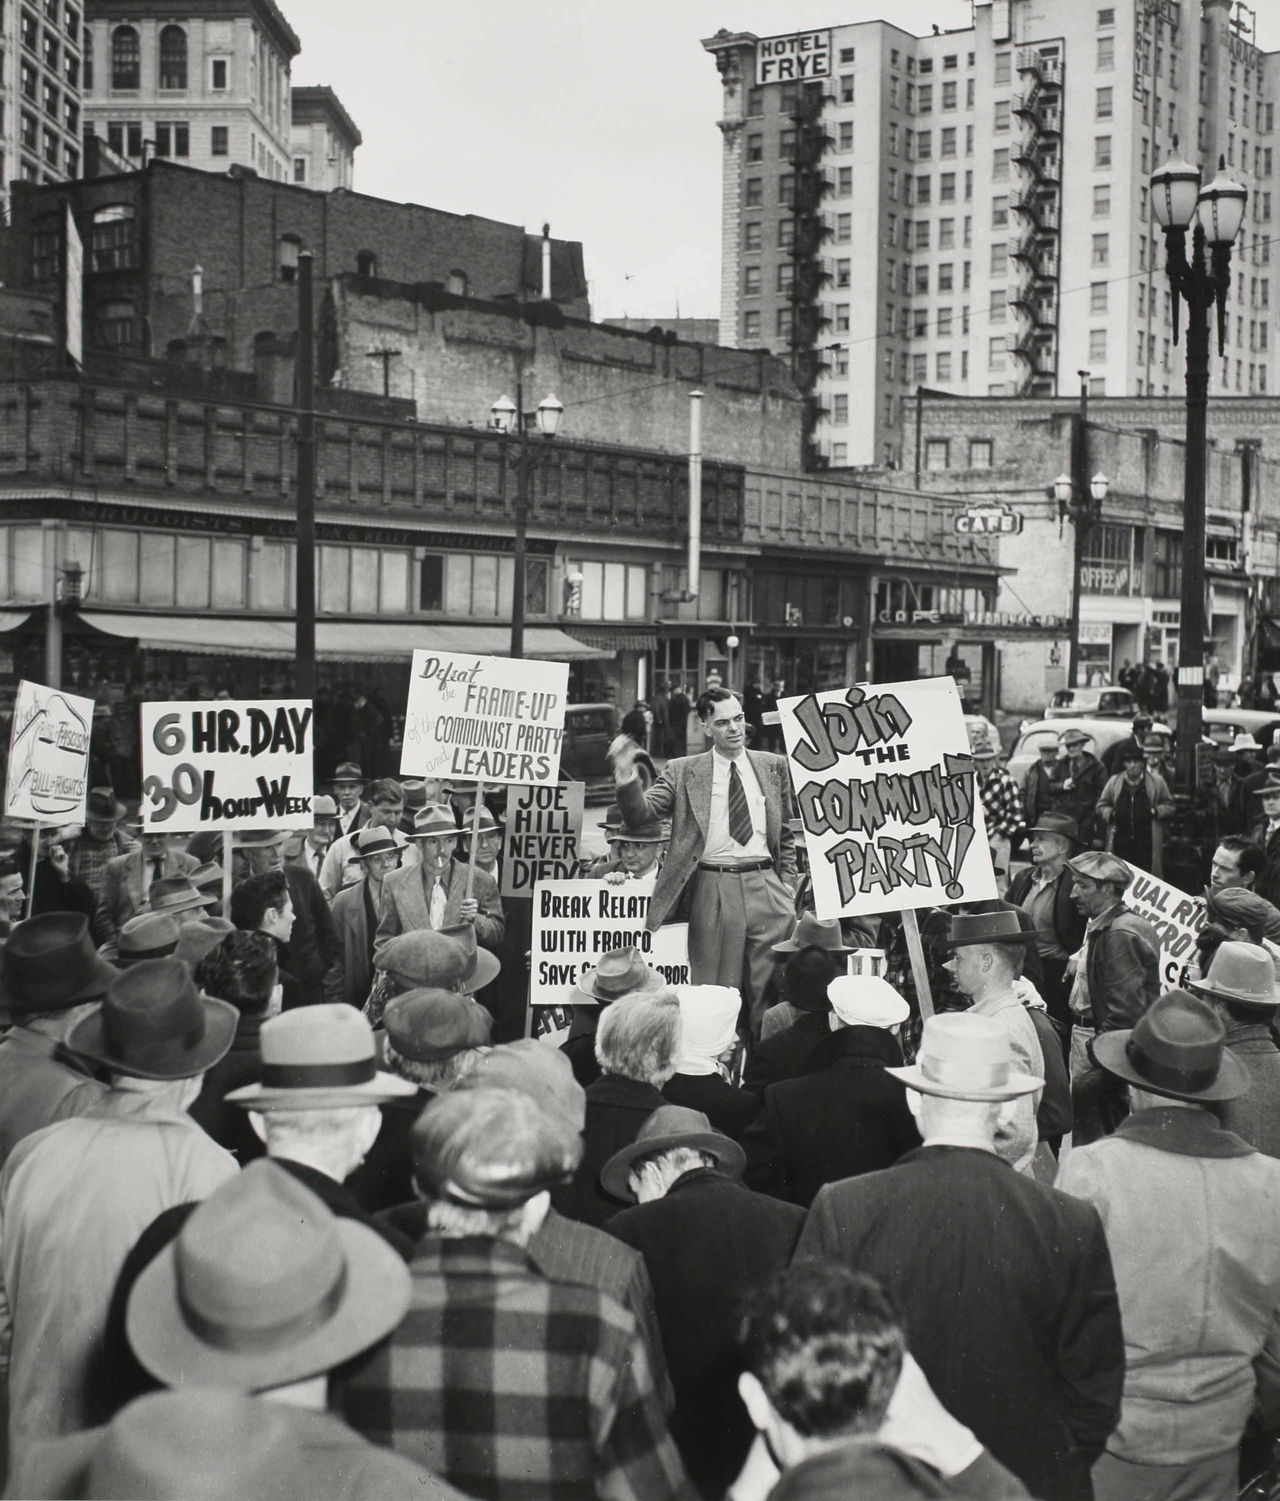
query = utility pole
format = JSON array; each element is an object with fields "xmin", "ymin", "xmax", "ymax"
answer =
[{"xmin": 295, "ymin": 251, "xmax": 316, "ymax": 699}]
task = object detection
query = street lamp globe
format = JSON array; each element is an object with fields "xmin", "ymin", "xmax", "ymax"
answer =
[
  {"xmin": 489, "ymin": 394, "xmax": 517, "ymax": 434},
  {"xmin": 536, "ymin": 393, "xmax": 564, "ymax": 439},
  {"xmin": 726, "ymin": 634, "xmax": 740, "ymax": 650},
  {"xmin": 1052, "ymin": 473, "xmax": 1073, "ymax": 504},
  {"xmin": 1196, "ymin": 158, "xmax": 1248, "ymax": 247},
  {"xmin": 1090, "ymin": 472, "xmax": 1110, "ymax": 503},
  {"xmin": 1150, "ymin": 145, "xmax": 1202, "ymax": 230}
]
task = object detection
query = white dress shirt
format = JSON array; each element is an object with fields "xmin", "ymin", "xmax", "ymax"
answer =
[{"xmin": 703, "ymin": 749, "xmax": 770, "ymax": 863}]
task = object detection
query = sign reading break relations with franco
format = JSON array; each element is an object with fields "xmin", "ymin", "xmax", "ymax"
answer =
[
  {"xmin": 139, "ymin": 701, "xmax": 314, "ymax": 833},
  {"xmin": 1121, "ymin": 863, "xmax": 1206, "ymax": 991},
  {"xmin": 4, "ymin": 680, "xmax": 94, "ymax": 825},
  {"xmin": 401, "ymin": 651, "xmax": 569, "ymax": 789},
  {"xmin": 501, "ymin": 782, "xmax": 585, "ymax": 899},
  {"xmin": 530, "ymin": 878, "xmax": 690, "ymax": 1008},
  {"xmin": 779, "ymin": 675, "xmax": 997, "ymax": 920}
]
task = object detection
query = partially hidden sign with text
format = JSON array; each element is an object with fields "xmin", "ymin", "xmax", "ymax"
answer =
[
  {"xmin": 530, "ymin": 878, "xmax": 690, "ymax": 1007},
  {"xmin": 139, "ymin": 700, "xmax": 314, "ymax": 832},
  {"xmin": 501, "ymin": 782, "xmax": 585, "ymax": 898},
  {"xmin": 5, "ymin": 680, "xmax": 93, "ymax": 825},
  {"xmin": 780, "ymin": 676, "xmax": 997, "ymax": 919},
  {"xmin": 401, "ymin": 651, "xmax": 568, "ymax": 788},
  {"xmin": 1122, "ymin": 863, "xmax": 1206, "ymax": 991}
]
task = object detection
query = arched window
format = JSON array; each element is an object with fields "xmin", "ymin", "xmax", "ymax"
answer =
[
  {"xmin": 356, "ymin": 250, "xmax": 377, "ymax": 277},
  {"xmin": 110, "ymin": 25, "xmax": 139, "ymax": 90},
  {"xmin": 279, "ymin": 233, "xmax": 301, "ymax": 283},
  {"xmin": 447, "ymin": 269, "xmax": 468, "ymax": 296},
  {"xmin": 158, "ymin": 25, "xmax": 187, "ymax": 90}
]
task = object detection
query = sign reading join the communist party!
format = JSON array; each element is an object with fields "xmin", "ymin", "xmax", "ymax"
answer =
[
  {"xmin": 501, "ymin": 783, "xmax": 585, "ymax": 898},
  {"xmin": 779, "ymin": 676, "xmax": 997, "ymax": 920},
  {"xmin": 530, "ymin": 879, "xmax": 690, "ymax": 1008},
  {"xmin": 4, "ymin": 680, "xmax": 93, "ymax": 825},
  {"xmin": 1121, "ymin": 864, "xmax": 1206, "ymax": 991},
  {"xmin": 139, "ymin": 701, "xmax": 314, "ymax": 832},
  {"xmin": 401, "ymin": 651, "xmax": 569, "ymax": 788}
]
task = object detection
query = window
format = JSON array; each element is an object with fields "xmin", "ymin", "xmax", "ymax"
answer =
[
  {"xmin": 911, "ymin": 264, "xmax": 927, "ymax": 294},
  {"xmin": 110, "ymin": 24, "xmax": 138, "ymax": 88},
  {"xmin": 19, "ymin": 11, "xmax": 36, "ymax": 51},
  {"xmin": 746, "ymin": 133, "xmax": 762, "ymax": 163},
  {"xmin": 90, "ymin": 203, "xmax": 134, "ymax": 271},
  {"xmin": 937, "ymin": 306, "xmax": 953, "ymax": 336},
  {"xmin": 925, "ymin": 438, "xmax": 949, "ymax": 471},
  {"xmin": 1098, "ymin": 6, "xmax": 1115, "ymax": 24},
  {"xmin": 840, "ymin": 74, "xmax": 853, "ymax": 104},
  {"xmin": 1095, "ymin": 135, "xmax": 1112, "ymax": 168},
  {"xmin": 969, "ymin": 439, "xmax": 993, "ymax": 469},
  {"xmin": 778, "ymin": 173, "xmax": 794, "ymax": 206},
  {"xmin": 20, "ymin": 60, "xmax": 35, "ymax": 100},
  {"xmin": 278, "ymin": 233, "xmax": 300, "ymax": 283},
  {"xmin": 913, "ymin": 307, "xmax": 929, "ymax": 338},
  {"xmin": 42, "ymin": 32, "xmax": 58, "ymax": 71},
  {"xmin": 744, "ymin": 177, "xmax": 761, "ymax": 207},
  {"xmin": 839, "ymin": 46, "xmax": 854, "ymax": 63},
  {"xmin": 356, "ymin": 250, "xmax": 377, "ymax": 277},
  {"xmin": 836, "ymin": 166, "xmax": 852, "ymax": 196},
  {"xmin": 779, "ymin": 82, "xmax": 799, "ymax": 113},
  {"xmin": 943, "ymin": 80, "xmax": 956, "ymax": 110},
  {"xmin": 834, "ymin": 346, "xmax": 849, "ymax": 375},
  {"xmin": 158, "ymin": 24, "xmax": 186, "ymax": 89},
  {"xmin": 837, "ymin": 121, "xmax": 853, "ymax": 151},
  {"xmin": 1096, "ymin": 87, "xmax": 1113, "ymax": 119},
  {"xmin": 918, "ymin": 84, "xmax": 933, "ymax": 114},
  {"xmin": 1089, "ymin": 328, "xmax": 1107, "ymax": 360},
  {"xmin": 915, "ymin": 220, "xmax": 930, "ymax": 249},
  {"xmin": 994, "ymin": 100, "xmax": 1009, "ymax": 133},
  {"xmin": 210, "ymin": 57, "xmax": 227, "ymax": 90},
  {"xmin": 989, "ymin": 242, "xmax": 1007, "ymax": 276},
  {"xmin": 936, "ymin": 351, "xmax": 952, "ymax": 380},
  {"xmin": 211, "ymin": 124, "xmax": 228, "ymax": 156},
  {"xmin": 293, "ymin": 156, "xmax": 307, "ymax": 183},
  {"xmin": 125, "ymin": 121, "xmax": 142, "ymax": 156},
  {"xmin": 939, "ymin": 218, "xmax": 955, "ymax": 249},
  {"xmin": 912, "ymin": 353, "xmax": 928, "ymax": 383},
  {"xmin": 21, "ymin": 111, "xmax": 37, "ymax": 150},
  {"xmin": 63, "ymin": 98, "xmax": 77, "ymax": 133},
  {"xmin": 742, "ymin": 309, "xmax": 760, "ymax": 340},
  {"xmin": 835, "ymin": 258, "xmax": 851, "ymax": 287},
  {"xmin": 777, "ymin": 263, "xmax": 794, "ymax": 293},
  {"xmin": 835, "ymin": 212, "xmax": 851, "ymax": 242},
  {"xmin": 887, "ymin": 168, "xmax": 897, "ymax": 201},
  {"xmin": 446, "ymin": 270, "xmax": 467, "ymax": 296},
  {"xmin": 1092, "ymin": 233, "xmax": 1109, "ymax": 265},
  {"xmin": 835, "ymin": 303, "xmax": 850, "ymax": 331},
  {"xmin": 938, "ymin": 263, "xmax": 954, "ymax": 291},
  {"xmin": 1097, "ymin": 35, "xmax": 1114, "ymax": 70},
  {"xmin": 743, "ymin": 221, "xmax": 761, "ymax": 251},
  {"xmin": 1090, "ymin": 281, "xmax": 1108, "ymax": 314},
  {"xmin": 993, "ymin": 148, "xmax": 1009, "ymax": 181},
  {"xmin": 1153, "ymin": 530, "xmax": 1182, "ymax": 598},
  {"xmin": 776, "ymin": 308, "xmax": 793, "ymax": 339},
  {"xmin": 778, "ymin": 220, "xmax": 794, "ymax": 250},
  {"xmin": 30, "ymin": 214, "xmax": 59, "ymax": 280},
  {"xmin": 743, "ymin": 265, "xmax": 761, "ymax": 296},
  {"xmin": 937, "ymin": 172, "xmax": 954, "ymax": 205},
  {"xmin": 915, "ymin": 174, "xmax": 931, "ymax": 204},
  {"xmin": 992, "ymin": 196, "xmax": 1008, "ymax": 227},
  {"xmin": 989, "ymin": 288, "xmax": 1006, "ymax": 323},
  {"xmin": 1093, "ymin": 184, "xmax": 1111, "ymax": 216},
  {"xmin": 888, "ymin": 123, "xmax": 898, "ymax": 156},
  {"xmin": 831, "ymin": 443, "xmax": 847, "ymax": 465},
  {"xmin": 994, "ymin": 52, "xmax": 1011, "ymax": 85},
  {"xmin": 989, "ymin": 335, "xmax": 1006, "ymax": 370},
  {"xmin": 832, "ymin": 393, "xmax": 849, "ymax": 424},
  {"xmin": 42, "ymin": 78, "xmax": 60, "ymax": 118}
]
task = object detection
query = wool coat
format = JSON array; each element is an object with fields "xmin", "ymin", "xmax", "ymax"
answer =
[
  {"xmin": 1096, "ymin": 769, "xmax": 1175, "ymax": 877},
  {"xmin": 662, "ymin": 1070, "xmax": 761, "ymax": 1140},
  {"xmin": 557, "ymin": 1073, "xmax": 667, "ymax": 1229},
  {"xmin": 330, "ymin": 878, "xmax": 378, "ymax": 1009},
  {"xmin": 741, "ymin": 1011, "xmax": 832, "ymax": 1096},
  {"xmin": 797, "ymin": 1144, "xmax": 1124, "ymax": 1501},
  {"xmin": 281, "ymin": 864, "xmax": 345, "ymax": 1005},
  {"xmin": 1216, "ymin": 1020, "xmax": 1280, "ymax": 1158},
  {"xmin": 376, "ymin": 856, "xmax": 503, "ymax": 951}
]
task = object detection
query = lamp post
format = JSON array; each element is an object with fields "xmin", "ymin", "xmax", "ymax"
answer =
[
  {"xmin": 725, "ymin": 633, "xmax": 740, "ymax": 694},
  {"xmin": 1049, "ymin": 370, "xmax": 1109, "ymax": 690},
  {"xmin": 489, "ymin": 383, "xmax": 563, "ymax": 658},
  {"xmin": 1150, "ymin": 145, "xmax": 1248, "ymax": 801}
]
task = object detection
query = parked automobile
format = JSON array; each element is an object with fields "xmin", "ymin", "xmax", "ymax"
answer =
[
  {"xmin": 1005, "ymin": 717, "xmax": 1169, "ymax": 788},
  {"xmin": 1200, "ymin": 707, "xmax": 1280, "ymax": 747},
  {"xmin": 560, "ymin": 702, "xmax": 619, "ymax": 800},
  {"xmin": 1043, "ymin": 687, "xmax": 1139, "ymax": 720}
]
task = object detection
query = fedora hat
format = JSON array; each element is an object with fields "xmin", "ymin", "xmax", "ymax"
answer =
[
  {"xmin": 461, "ymin": 804, "xmax": 504, "ymax": 836},
  {"xmin": 941, "ymin": 909, "xmax": 1037, "ymax": 950},
  {"xmin": 571, "ymin": 945, "xmax": 665, "ymax": 1005},
  {"xmin": 0, "ymin": 912, "xmax": 119, "ymax": 1017},
  {"xmin": 231, "ymin": 829, "xmax": 288, "ymax": 849},
  {"xmin": 886, "ymin": 1012, "xmax": 1043, "ymax": 1101},
  {"xmin": 1253, "ymin": 774, "xmax": 1280, "ymax": 798},
  {"xmin": 311, "ymin": 794, "xmax": 339, "ymax": 819},
  {"xmin": 602, "ymin": 803, "xmax": 623, "ymax": 836},
  {"xmin": 384, "ymin": 987, "xmax": 493, "ymax": 1062},
  {"xmin": 1143, "ymin": 735, "xmax": 1170, "ymax": 752},
  {"xmin": 1189, "ymin": 940, "xmax": 1280, "ymax": 1010},
  {"xmin": 145, "ymin": 876, "xmax": 208, "ymax": 917},
  {"xmin": 1092, "ymin": 988, "xmax": 1249, "ymax": 1102},
  {"xmin": 225, "ymin": 1004, "xmax": 418, "ymax": 1111},
  {"xmin": 400, "ymin": 780, "xmax": 429, "ymax": 817},
  {"xmin": 971, "ymin": 744, "xmax": 1000, "ymax": 761},
  {"xmin": 413, "ymin": 1087, "xmax": 581, "ymax": 1208},
  {"xmin": 115, "ymin": 912, "xmax": 181, "ymax": 967},
  {"xmin": 1058, "ymin": 727, "xmax": 1092, "ymax": 747},
  {"xmin": 68, "ymin": 957, "xmax": 236, "ymax": 1080},
  {"xmin": 173, "ymin": 916, "xmax": 235, "ymax": 970},
  {"xmin": 127, "ymin": 1160, "xmax": 409, "ymax": 1391},
  {"xmin": 330, "ymin": 762, "xmax": 365, "ymax": 784},
  {"xmin": 86, "ymin": 787, "xmax": 126, "ymax": 822},
  {"xmin": 609, "ymin": 813, "xmax": 665, "ymax": 844},
  {"xmin": 1067, "ymin": 850, "xmax": 1133, "ymax": 888},
  {"xmin": 600, "ymin": 1105, "xmax": 746, "ymax": 1204},
  {"xmin": 773, "ymin": 912, "xmax": 855, "ymax": 955},
  {"xmin": 827, "ymin": 974, "xmax": 910, "ymax": 1029},
  {"xmin": 1027, "ymin": 812, "xmax": 1082, "ymax": 845},
  {"xmin": 407, "ymin": 803, "xmax": 459, "ymax": 840},
  {"xmin": 189, "ymin": 860, "xmax": 224, "ymax": 897},
  {"xmin": 347, "ymin": 825, "xmax": 406, "ymax": 863}
]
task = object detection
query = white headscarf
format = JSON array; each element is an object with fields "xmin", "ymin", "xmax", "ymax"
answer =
[{"xmin": 674, "ymin": 985, "xmax": 741, "ymax": 1076}]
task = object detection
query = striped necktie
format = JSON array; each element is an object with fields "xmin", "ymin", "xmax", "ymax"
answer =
[{"xmin": 728, "ymin": 760, "xmax": 753, "ymax": 846}]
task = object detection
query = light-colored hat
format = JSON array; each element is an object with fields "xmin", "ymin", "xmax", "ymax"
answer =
[
  {"xmin": 570, "ymin": 945, "xmax": 665, "ymax": 1005},
  {"xmin": 885, "ymin": 1012, "xmax": 1043, "ymax": 1101},
  {"xmin": 1058, "ymin": 728, "xmax": 1092, "ymax": 748},
  {"xmin": 460, "ymin": 1041, "xmax": 586, "ymax": 1132},
  {"xmin": 413, "ymin": 1088, "xmax": 580, "ymax": 1208},
  {"xmin": 145, "ymin": 876, "xmax": 208, "ymax": 917},
  {"xmin": 173, "ymin": 916, "xmax": 235, "ymax": 970},
  {"xmin": 773, "ymin": 912, "xmax": 855, "ymax": 955},
  {"xmin": 231, "ymin": 829, "xmax": 288, "ymax": 849},
  {"xmin": 225, "ymin": 1005, "xmax": 417, "ymax": 1111},
  {"xmin": 373, "ymin": 924, "xmax": 499, "ymax": 994},
  {"xmin": 673, "ymin": 985, "xmax": 741, "ymax": 1073},
  {"xmin": 1189, "ymin": 940, "xmax": 1280, "ymax": 1010},
  {"xmin": 347, "ymin": 826, "xmax": 406, "ymax": 862},
  {"xmin": 408, "ymin": 803, "xmax": 458, "ymax": 840},
  {"xmin": 311, "ymin": 795, "xmax": 339, "ymax": 819},
  {"xmin": 115, "ymin": 912, "xmax": 181, "ymax": 967},
  {"xmin": 827, "ymin": 974, "xmax": 910, "ymax": 1029},
  {"xmin": 1067, "ymin": 850, "xmax": 1133, "ymax": 888}
]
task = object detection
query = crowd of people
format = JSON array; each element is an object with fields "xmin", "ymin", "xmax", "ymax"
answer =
[{"xmin": 1, "ymin": 685, "xmax": 1280, "ymax": 1498}]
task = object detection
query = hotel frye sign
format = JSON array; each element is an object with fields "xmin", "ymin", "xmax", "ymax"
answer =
[{"xmin": 756, "ymin": 31, "xmax": 832, "ymax": 85}]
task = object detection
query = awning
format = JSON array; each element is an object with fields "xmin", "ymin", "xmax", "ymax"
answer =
[
  {"xmin": 78, "ymin": 613, "xmax": 610, "ymax": 663},
  {"xmin": 564, "ymin": 627, "xmax": 657, "ymax": 653},
  {"xmin": 0, "ymin": 609, "xmax": 37, "ymax": 633}
]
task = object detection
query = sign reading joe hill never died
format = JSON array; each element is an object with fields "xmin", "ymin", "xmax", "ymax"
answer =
[
  {"xmin": 401, "ymin": 650, "xmax": 568, "ymax": 787},
  {"xmin": 779, "ymin": 675, "xmax": 997, "ymax": 920}
]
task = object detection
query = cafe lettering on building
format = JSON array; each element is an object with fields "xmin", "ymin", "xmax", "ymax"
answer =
[
  {"xmin": 876, "ymin": 606, "xmax": 1069, "ymax": 634},
  {"xmin": 756, "ymin": 30, "xmax": 832, "ymax": 84}
]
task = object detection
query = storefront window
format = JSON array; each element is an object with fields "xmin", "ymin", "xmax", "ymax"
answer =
[
  {"xmin": 349, "ymin": 547, "xmax": 379, "ymax": 613},
  {"xmin": 570, "ymin": 560, "xmax": 647, "ymax": 621},
  {"xmin": 210, "ymin": 540, "xmax": 245, "ymax": 608},
  {"xmin": 1081, "ymin": 523, "xmax": 1141, "ymax": 596},
  {"xmin": 379, "ymin": 551, "xmax": 408, "ymax": 612},
  {"xmin": 10, "ymin": 528, "xmax": 41, "ymax": 599},
  {"xmin": 139, "ymin": 534, "xmax": 176, "ymax": 606},
  {"xmin": 251, "ymin": 541, "xmax": 288, "ymax": 612},
  {"xmin": 100, "ymin": 528, "xmax": 138, "ymax": 603}
]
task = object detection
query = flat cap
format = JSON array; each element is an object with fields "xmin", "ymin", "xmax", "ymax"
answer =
[
  {"xmin": 1067, "ymin": 850, "xmax": 1133, "ymax": 888},
  {"xmin": 461, "ymin": 1039, "xmax": 587, "ymax": 1132},
  {"xmin": 383, "ymin": 987, "xmax": 492, "ymax": 1062},
  {"xmin": 411, "ymin": 1087, "xmax": 580, "ymax": 1207},
  {"xmin": 1205, "ymin": 886, "xmax": 1280, "ymax": 943}
]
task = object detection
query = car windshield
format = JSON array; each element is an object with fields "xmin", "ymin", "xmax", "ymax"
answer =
[{"xmin": 1050, "ymin": 690, "xmax": 1091, "ymax": 708}]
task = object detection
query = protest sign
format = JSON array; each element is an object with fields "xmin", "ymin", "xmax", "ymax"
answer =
[
  {"xmin": 501, "ymin": 782, "xmax": 585, "ymax": 898},
  {"xmin": 530, "ymin": 878, "xmax": 690, "ymax": 1008},
  {"xmin": 779, "ymin": 676, "xmax": 997, "ymax": 920},
  {"xmin": 1122, "ymin": 863, "xmax": 1206, "ymax": 990},
  {"xmin": 4, "ymin": 680, "xmax": 93, "ymax": 825},
  {"xmin": 401, "ymin": 650, "xmax": 568, "ymax": 788},
  {"xmin": 139, "ymin": 700, "xmax": 313, "ymax": 833}
]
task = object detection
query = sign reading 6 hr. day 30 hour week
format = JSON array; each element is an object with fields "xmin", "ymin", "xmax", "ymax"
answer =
[{"xmin": 138, "ymin": 700, "xmax": 314, "ymax": 832}]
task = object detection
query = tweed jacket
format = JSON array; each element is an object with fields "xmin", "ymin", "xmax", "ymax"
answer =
[
  {"xmin": 97, "ymin": 847, "xmax": 199, "ymax": 942},
  {"xmin": 376, "ymin": 856, "xmax": 503, "ymax": 951},
  {"xmin": 617, "ymin": 750, "xmax": 797, "ymax": 930}
]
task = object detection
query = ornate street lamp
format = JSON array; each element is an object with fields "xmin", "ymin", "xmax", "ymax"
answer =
[{"xmin": 489, "ymin": 387, "xmax": 564, "ymax": 658}]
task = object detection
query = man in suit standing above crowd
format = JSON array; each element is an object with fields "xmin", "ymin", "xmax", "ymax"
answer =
[{"xmin": 613, "ymin": 687, "xmax": 796, "ymax": 1034}]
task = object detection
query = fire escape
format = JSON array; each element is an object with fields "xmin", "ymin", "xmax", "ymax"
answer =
[
  {"xmin": 789, "ymin": 80, "xmax": 833, "ymax": 470},
  {"xmin": 1010, "ymin": 49, "xmax": 1064, "ymax": 397}
]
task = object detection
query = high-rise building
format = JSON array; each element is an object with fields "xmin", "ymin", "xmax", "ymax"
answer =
[
  {"xmin": 705, "ymin": 0, "xmax": 1278, "ymax": 468},
  {"xmin": 83, "ymin": 0, "xmax": 300, "ymax": 181},
  {"xmin": 290, "ymin": 84, "xmax": 359, "ymax": 191},
  {"xmin": 4, "ymin": 0, "xmax": 86, "ymax": 185}
]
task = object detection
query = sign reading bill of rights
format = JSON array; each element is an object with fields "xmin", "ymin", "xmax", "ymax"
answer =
[
  {"xmin": 779, "ymin": 675, "xmax": 997, "ymax": 919},
  {"xmin": 139, "ymin": 701, "xmax": 313, "ymax": 831},
  {"xmin": 401, "ymin": 651, "xmax": 568, "ymax": 787},
  {"xmin": 4, "ymin": 679, "xmax": 93, "ymax": 824},
  {"xmin": 756, "ymin": 30, "xmax": 831, "ymax": 83}
]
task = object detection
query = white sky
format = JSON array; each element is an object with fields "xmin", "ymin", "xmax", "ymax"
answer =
[{"xmin": 291, "ymin": 0, "xmax": 1280, "ymax": 321}]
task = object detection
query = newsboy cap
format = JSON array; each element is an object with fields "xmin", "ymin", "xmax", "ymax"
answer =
[
  {"xmin": 1067, "ymin": 850, "xmax": 1133, "ymax": 888},
  {"xmin": 384, "ymin": 987, "xmax": 492, "ymax": 1063},
  {"xmin": 411, "ymin": 1087, "xmax": 580, "ymax": 1208}
]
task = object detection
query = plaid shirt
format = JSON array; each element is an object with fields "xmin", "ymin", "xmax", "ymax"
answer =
[
  {"xmin": 336, "ymin": 1237, "xmax": 691, "ymax": 1501},
  {"xmin": 980, "ymin": 767, "xmax": 1024, "ymax": 838},
  {"xmin": 68, "ymin": 829, "xmax": 136, "ymax": 906}
]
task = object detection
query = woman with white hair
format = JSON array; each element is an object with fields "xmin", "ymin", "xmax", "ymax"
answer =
[
  {"xmin": 662, "ymin": 986, "xmax": 760, "ymax": 1139},
  {"xmin": 556, "ymin": 988, "xmax": 682, "ymax": 1228}
]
